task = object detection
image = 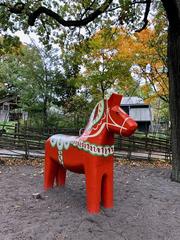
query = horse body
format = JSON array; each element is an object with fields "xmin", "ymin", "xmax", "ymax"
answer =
[{"xmin": 44, "ymin": 93, "xmax": 137, "ymax": 213}]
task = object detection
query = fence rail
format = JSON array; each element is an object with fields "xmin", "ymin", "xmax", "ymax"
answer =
[
  {"xmin": 0, "ymin": 124, "xmax": 172, "ymax": 161},
  {"xmin": 114, "ymin": 133, "xmax": 171, "ymax": 161}
]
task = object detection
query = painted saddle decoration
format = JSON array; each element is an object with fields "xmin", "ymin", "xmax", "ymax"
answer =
[{"xmin": 44, "ymin": 93, "xmax": 137, "ymax": 213}]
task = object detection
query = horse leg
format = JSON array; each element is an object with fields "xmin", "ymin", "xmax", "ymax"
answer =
[
  {"xmin": 101, "ymin": 171, "xmax": 113, "ymax": 209},
  {"xmin": 56, "ymin": 164, "xmax": 66, "ymax": 186},
  {"xmin": 85, "ymin": 168, "xmax": 102, "ymax": 214},
  {"xmin": 44, "ymin": 150, "xmax": 58, "ymax": 190}
]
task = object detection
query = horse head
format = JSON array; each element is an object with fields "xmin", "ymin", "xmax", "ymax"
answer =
[{"xmin": 107, "ymin": 93, "xmax": 138, "ymax": 137}]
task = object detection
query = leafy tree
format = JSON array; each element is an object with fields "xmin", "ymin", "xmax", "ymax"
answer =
[
  {"xmin": 133, "ymin": 17, "xmax": 168, "ymax": 104},
  {"xmin": 77, "ymin": 28, "xmax": 136, "ymax": 99},
  {"xmin": 78, "ymin": 25, "xmax": 168, "ymax": 111},
  {"xmin": 61, "ymin": 94, "xmax": 92, "ymax": 129},
  {"xmin": 0, "ymin": 44, "xmax": 77, "ymax": 128},
  {"xmin": 132, "ymin": 17, "xmax": 169, "ymax": 124},
  {"xmin": 52, "ymin": 48, "xmax": 79, "ymax": 108},
  {"xmin": 1, "ymin": 0, "xmax": 180, "ymax": 181},
  {"xmin": 123, "ymin": 26, "xmax": 169, "ymax": 123},
  {"xmin": 0, "ymin": 35, "xmax": 22, "ymax": 98}
]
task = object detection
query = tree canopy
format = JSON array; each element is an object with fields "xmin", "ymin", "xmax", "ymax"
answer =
[
  {"xmin": 0, "ymin": 1, "xmax": 154, "ymax": 46},
  {"xmin": 0, "ymin": 1, "xmax": 169, "ymax": 126}
]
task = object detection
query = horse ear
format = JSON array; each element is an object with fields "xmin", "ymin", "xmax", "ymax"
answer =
[{"xmin": 108, "ymin": 93, "xmax": 123, "ymax": 106}]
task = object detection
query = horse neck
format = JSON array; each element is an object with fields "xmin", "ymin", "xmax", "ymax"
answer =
[{"xmin": 80, "ymin": 100, "xmax": 114, "ymax": 145}]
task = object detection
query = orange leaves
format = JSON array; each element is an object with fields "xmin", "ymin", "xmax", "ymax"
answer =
[{"xmin": 78, "ymin": 24, "xmax": 168, "ymax": 103}]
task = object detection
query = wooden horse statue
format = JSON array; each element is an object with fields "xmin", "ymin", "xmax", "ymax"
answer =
[{"xmin": 44, "ymin": 93, "xmax": 138, "ymax": 213}]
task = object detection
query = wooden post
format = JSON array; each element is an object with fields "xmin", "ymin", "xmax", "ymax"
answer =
[
  {"xmin": 24, "ymin": 140, "xmax": 29, "ymax": 160},
  {"xmin": 24, "ymin": 122, "xmax": 29, "ymax": 160},
  {"xmin": 127, "ymin": 137, "xmax": 132, "ymax": 160}
]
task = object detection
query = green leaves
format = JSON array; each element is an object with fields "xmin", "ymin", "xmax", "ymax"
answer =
[
  {"xmin": 76, "ymin": 28, "xmax": 136, "ymax": 99},
  {"xmin": 0, "ymin": 35, "xmax": 21, "ymax": 56},
  {"xmin": 0, "ymin": 1, "xmax": 153, "ymax": 48}
]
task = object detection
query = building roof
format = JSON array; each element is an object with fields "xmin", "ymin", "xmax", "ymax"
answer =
[
  {"xmin": 0, "ymin": 96, "xmax": 18, "ymax": 105},
  {"xmin": 121, "ymin": 96, "xmax": 145, "ymax": 106}
]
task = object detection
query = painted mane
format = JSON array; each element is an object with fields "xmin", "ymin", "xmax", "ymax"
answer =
[{"xmin": 80, "ymin": 100, "xmax": 105, "ymax": 140}]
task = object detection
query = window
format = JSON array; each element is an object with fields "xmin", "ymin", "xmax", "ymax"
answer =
[{"xmin": 3, "ymin": 104, "xmax": 9, "ymax": 111}]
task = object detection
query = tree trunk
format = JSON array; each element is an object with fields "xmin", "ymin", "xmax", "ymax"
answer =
[
  {"xmin": 168, "ymin": 25, "xmax": 180, "ymax": 181},
  {"xmin": 162, "ymin": 0, "xmax": 180, "ymax": 181}
]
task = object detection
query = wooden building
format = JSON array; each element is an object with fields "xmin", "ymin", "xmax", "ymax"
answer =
[
  {"xmin": 0, "ymin": 95, "xmax": 21, "ymax": 122},
  {"xmin": 121, "ymin": 97, "xmax": 152, "ymax": 133}
]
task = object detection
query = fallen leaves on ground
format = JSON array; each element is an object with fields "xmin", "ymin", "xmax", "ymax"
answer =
[
  {"xmin": 0, "ymin": 157, "xmax": 44, "ymax": 167},
  {"xmin": 115, "ymin": 158, "xmax": 172, "ymax": 169},
  {"xmin": 0, "ymin": 157, "xmax": 171, "ymax": 169}
]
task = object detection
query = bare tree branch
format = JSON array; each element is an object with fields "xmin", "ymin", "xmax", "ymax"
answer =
[
  {"xmin": 81, "ymin": 0, "xmax": 97, "ymax": 19},
  {"xmin": 135, "ymin": 0, "xmax": 151, "ymax": 32},
  {"xmin": 132, "ymin": 1, "xmax": 148, "ymax": 4},
  {"xmin": 28, "ymin": 0, "xmax": 113, "ymax": 27},
  {"xmin": 9, "ymin": 2, "xmax": 25, "ymax": 14},
  {"xmin": 141, "ymin": 66, "xmax": 169, "ymax": 103}
]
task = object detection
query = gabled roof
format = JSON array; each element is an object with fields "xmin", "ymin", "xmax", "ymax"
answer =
[
  {"xmin": 121, "ymin": 97, "xmax": 147, "ymax": 106},
  {"xmin": 0, "ymin": 96, "xmax": 18, "ymax": 105}
]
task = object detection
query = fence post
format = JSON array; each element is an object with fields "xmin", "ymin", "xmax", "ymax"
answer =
[
  {"xmin": 24, "ymin": 124, "xmax": 29, "ymax": 160},
  {"xmin": 145, "ymin": 134, "xmax": 148, "ymax": 151},
  {"xmin": 127, "ymin": 137, "xmax": 132, "ymax": 160},
  {"xmin": 24, "ymin": 140, "xmax": 29, "ymax": 160},
  {"xmin": 147, "ymin": 138, "xmax": 152, "ymax": 161},
  {"xmin": 165, "ymin": 137, "xmax": 171, "ymax": 163},
  {"xmin": 148, "ymin": 149, "xmax": 152, "ymax": 161}
]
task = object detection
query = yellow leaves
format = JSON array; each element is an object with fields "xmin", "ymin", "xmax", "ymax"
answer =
[
  {"xmin": 0, "ymin": 35, "xmax": 24, "ymax": 57},
  {"xmin": 86, "ymin": 28, "xmax": 119, "ymax": 57},
  {"xmin": 117, "ymin": 37, "xmax": 133, "ymax": 60},
  {"xmin": 140, "ymin": 83, "xmax": 151, "ymax": 93},
  {"xmin": 135, "ymin": 29, "xmax": 155, "ymax": 43},
  {"xmin": 104, "ymin": 28, "xmax": 157, "ymax": 66}
]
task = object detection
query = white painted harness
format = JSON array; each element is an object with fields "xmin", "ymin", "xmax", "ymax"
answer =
[{"xmin": 84, "ymin": 100, "xmax": 131, "ymax": 138}]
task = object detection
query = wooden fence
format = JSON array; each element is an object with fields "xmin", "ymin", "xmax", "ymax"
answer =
[
  {"xmin": 0, "ymin": 124, "xmax": 172, "ymax": 161},
  {"xmin": 0, "ymin": 124, "xmax": 80, "ymax": 159},
  {"xmin": 114, "ymin": 133, "xmax": 171, "ymax": 162}
]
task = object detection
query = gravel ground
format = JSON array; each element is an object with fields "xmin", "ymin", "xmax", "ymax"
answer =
[{"xmin": 0, "ymin": 159, "xmax": 180, "ymax": 240}]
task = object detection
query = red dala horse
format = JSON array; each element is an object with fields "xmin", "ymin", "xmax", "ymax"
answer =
[{"xmin": 44, "ymin": 93, "xmax": 137, "ymax": 213}]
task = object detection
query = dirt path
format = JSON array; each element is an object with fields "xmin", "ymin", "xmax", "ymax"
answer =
[{"xmin": 0, "ymin": 161, "xmax": 180, "ymax": 240}]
